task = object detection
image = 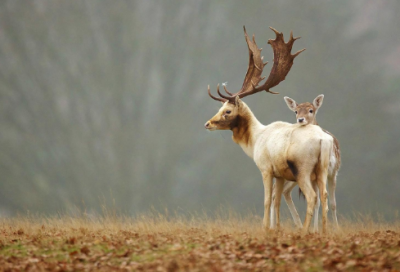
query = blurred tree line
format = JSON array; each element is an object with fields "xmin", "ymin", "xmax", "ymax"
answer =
[{"xmin": 0, "ymin": 0, "xmax": 399, "ymax": 219}]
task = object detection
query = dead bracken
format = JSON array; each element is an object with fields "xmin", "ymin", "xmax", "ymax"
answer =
[{"xmin": 0, "ymin": 215, "xmax": 399, "ymax": 271}]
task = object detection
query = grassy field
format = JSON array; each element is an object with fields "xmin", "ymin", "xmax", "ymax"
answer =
[{"xmin": 1, "ymin": 213, "xmax": 400, "ymax": 271}]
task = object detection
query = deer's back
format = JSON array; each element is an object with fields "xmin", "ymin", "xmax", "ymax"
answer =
[{"xmin": 254, "ymin": 122, "xmax": 332, "ymax": 181}]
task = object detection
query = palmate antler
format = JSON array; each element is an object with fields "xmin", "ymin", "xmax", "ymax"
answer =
[{"xmin": 208, "ymin": 26, "xmax": 305, "ymax": 103}]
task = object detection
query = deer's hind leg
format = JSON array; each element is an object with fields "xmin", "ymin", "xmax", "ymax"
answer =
[
  {"xmin": 297, "ymin": 174, "xmax": 317, "ymax": 234},
  {"xmin": 317, "ymin": 177, "xmax": 328, "ymax": 234},
  {"xmin": 282, "ymin": 181, "xmax": 302, "ymax": 229},
  {"xmin": 312, "ymin": 182, "xmax": 320, "ymax": 233},
  {"xmin": 328, "ymin": 173, "xmax": 339, "ymax": 228}
]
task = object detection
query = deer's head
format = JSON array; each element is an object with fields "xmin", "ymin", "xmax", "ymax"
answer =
[
  {"xmin": 205, "ymin": 97, "xmax": 243, "ymax": 131},
  {"xmin": 205, "ymin": 26, "xmax": 305, "ymax": 131},
  {"xmin": 284, "ymin": 94, "xmax": 324, "ymax": 126}
]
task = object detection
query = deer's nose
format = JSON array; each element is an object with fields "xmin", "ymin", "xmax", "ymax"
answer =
[
  {"xmin": 298, "ymin": 118, "xmax": 305, "ymax": 123},
  {"xmin": 204, "ymin": 122, "xmax": 210, "ymax": 128}
]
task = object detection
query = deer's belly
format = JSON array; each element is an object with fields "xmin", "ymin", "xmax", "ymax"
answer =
[
  {"xmin": 273, "ymin": 163, "xmax": 317, "ymax": 182},
  {"xmin": 272, "ymin": 159, "xmax": 296, "ymax": 181},
  {"xmin": 275, "ymin": 167, "xmax": 296, "ymax": 182}
]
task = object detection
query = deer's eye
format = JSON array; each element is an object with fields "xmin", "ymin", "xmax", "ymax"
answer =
[
  {"xmin": 226, "ymin": 110, "xmax": 231, "ymax": 114},
  {"xmin": 309, "ymin": 109, "xmax": 313, "ymax": 113},
  {"xmin": 295, "ymin": 111, "xmax": 297, "ymax": 114}
]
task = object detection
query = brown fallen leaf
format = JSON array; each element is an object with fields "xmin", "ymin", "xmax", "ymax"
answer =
[
  {"xmin": 66, "ymin": 237, "xmax": 76, "ymax": 245},
  {"xmin": 69, "ymin": 251, "xmax": 78, "ymax": 257},
  {"xmin": 167, "ymin": 260, "xmax": 179, "ymax": 272},
  {"xmin": 80, "ymin": 246, "xmax": 90, "ymax": 255}
]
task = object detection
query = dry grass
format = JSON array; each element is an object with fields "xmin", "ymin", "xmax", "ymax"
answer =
[{"xmin": 1, "ymin": 211, "xmax": 400, "ymax": 271}]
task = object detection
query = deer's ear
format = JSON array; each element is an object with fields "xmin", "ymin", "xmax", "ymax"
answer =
[
  {"xmin": 313, "ymin": 94, "xmax": 324, "ymax": 110},
  {"xmin": 284, "ymin": 96, "xmax": 298, "ymax": 112}
]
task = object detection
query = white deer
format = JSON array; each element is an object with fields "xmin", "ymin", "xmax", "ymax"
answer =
[
  {"xmin": 204, "ymin": 27, "xmax": 333, "ymax": 233},
  {"xmin": 270, "ymin": 95, "xmax": 341, "ymax": 231}
]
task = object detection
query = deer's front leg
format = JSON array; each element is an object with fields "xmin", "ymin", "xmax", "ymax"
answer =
[
  {"xmin": 262, "ymin": 172, "xmax": 274, "ymax": 231},
  {"xmin": 274, "ymin": 178, "xmax": 285, "ymax": 229}
]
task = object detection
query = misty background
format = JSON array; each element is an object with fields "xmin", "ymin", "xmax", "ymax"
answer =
[{"xmin": 0, "ymin": 1, "xmax": 399, "ymax": 220}]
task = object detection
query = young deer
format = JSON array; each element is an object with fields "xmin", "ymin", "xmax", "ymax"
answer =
[
  {"xmin": 204, "ymin": 27, "xmax": 333, "ymax": 234},
  {"xmin": 270, "ymin": 95, "xmax": 341, "ymax": 231}
]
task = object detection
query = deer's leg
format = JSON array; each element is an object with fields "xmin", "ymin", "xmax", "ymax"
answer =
[
  {"xmin": 328, "ymin": 174, "xmax": 339, "ymax": 228},
  {"xmin": 282, "ymin": 181, "xmax": 302, "ymax": 228},
  {"xmin": 262, "ymin": 173, "xmax": 274, "ymax": 231},
  {"xmin": 298, "ymin": 175, "xmax": 316, "ymax": 234},
  {"xmin": 312, "ymin": 182, "xmax": 320, "ymax": 233},
  {"xmin": 274, "ymin": 178, "xmax": 285, "ymax": 229},
  {"xmin": 270, "ymin": 181, "xmax": 276, "ymax": 229},
  {"xmin": 317, "ymin": 174, "xmax": 329, "ymax": 234}
]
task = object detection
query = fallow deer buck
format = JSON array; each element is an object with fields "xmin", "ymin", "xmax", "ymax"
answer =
[
  {"xmin": 270, "ymin": 95, "xmax": 341, "ymax": 231},
  {"xmin": 204, "ymin": 26, "xmax": 333, "ymax": 234}
]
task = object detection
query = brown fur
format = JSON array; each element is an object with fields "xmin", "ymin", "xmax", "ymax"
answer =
[
  {"xmin": 232, "ymin": 113, "xmax": 252, "ymax": 147},
  {"xmin": 295, "ymin": 102, "xmax": 318, "ymax": 124}
]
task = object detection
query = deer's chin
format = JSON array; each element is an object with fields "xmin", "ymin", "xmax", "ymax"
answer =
[
  {"xmin": 298, "ymin": 121, "xmax": 308, "ymax": 126},
  {"xmin": 206, "ymin": 126, "xmax": 217, "ymax": 131}
]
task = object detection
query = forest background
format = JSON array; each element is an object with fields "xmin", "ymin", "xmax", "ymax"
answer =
[{"xmin": 0, "ymin": 1, "xmax": 399, "ymax": 220}]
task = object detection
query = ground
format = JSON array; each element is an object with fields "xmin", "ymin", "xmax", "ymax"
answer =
[{"xmin": 0, "ymin": 214, "xmax": 400, "ymax": 271}]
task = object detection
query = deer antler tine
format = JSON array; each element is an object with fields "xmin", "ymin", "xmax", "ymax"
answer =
[
  {"xmin": 269, "ymin": 26, "xmax": 280, "ymax": 36},
  {"xmin": 243, "ymin": 25, "xmax": 249, "ymax": 39},
  {"xmin": 208, "ymin": 84, "xmax": 226, "ymax": 102},
  {"xmin": 292, "ymin": 48, "xmax": 306, "ymax": 59},
  {"xmin": 287, "ymin": 31, "xmax": 299, "ymax": 47},
  {"xmin": 223, "ymin": 85, "xmax": 233, "ymax": 96},
  {"xmin": 217, "ymin": 84, "xmax": 232, "ymax": 100},
  {"xmin": 266, "ymin": 90, "xmax": 280, "ymax": 95}
]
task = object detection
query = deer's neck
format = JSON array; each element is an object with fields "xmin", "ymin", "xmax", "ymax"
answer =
[{"xmin": 231, "ymin": 104, "xmax": 264, "ymax": 158}]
